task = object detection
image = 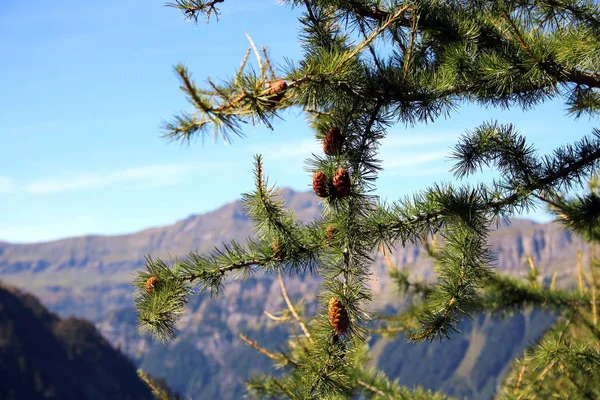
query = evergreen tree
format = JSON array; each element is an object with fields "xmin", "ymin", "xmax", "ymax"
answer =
[{"xmin": 135, "ymin": 1, "xmax": 600, "ymax": 398}]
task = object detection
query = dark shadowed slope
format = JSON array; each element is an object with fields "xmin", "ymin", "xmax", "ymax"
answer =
[{"xmin": 0, "ymin": 283, "xmax": 153, "ymax": 400}]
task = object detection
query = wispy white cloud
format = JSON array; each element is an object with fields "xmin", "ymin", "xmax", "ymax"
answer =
[
  {"xmin": 0, "ymin": 215, "xmax": 101, "ymax": 244},
  {"xmin": 249, "ymin": 139, "xmax": 318, "ymax": 160},
  {"xmin": 2, "ymin": 162, "xmax": 230, "ymax": 195},
  {"xmin": 382, "ymin": 166, "xmax": 451, "ymax": 177},
  {"xmin": 382, "ymin": 131, "xmax": 462, "ymax": 148},
  {"xmin": 249, "ymin": 130, "xmax": 461, "ymax": 163},
  {"xmin": 0, "ymin": 177, "xmax": 16, "ymax": 193},
  {"xmin": 221, "ymin": 1, "xmax": 279, "ymax": 16}
]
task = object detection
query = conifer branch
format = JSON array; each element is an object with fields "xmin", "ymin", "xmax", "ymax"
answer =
[
  {"xmin": 380, "ymin": 244, "xmax": 432, "ymax": 296},
  {"xmin": 242, "ymin": 156, "xmax": 321, "ymax": 275},
  {"xmin": 166, "ymin": 0, "xmax": 224, "ymax": 22},
  {"xmin": 134, "ymin": 235, "xmax": 318, "ymax": 340},
  {"xmin": 481, "ymin": 273, "xmax": 595, "ymax": 312},
  {"xmin": 142, "ymin": 1, "xmax": 600, "ymax": 396},
  {"xmin": 352, "ymin": 364, "xmax": 452, "ymax": 400}
]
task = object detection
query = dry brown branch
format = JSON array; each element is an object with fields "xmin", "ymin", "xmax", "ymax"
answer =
[
  {"xmin": 357, "ymin": 379, "xmax": 391, "ymax": 398},
  {"xmin": 138, "ymin": 369, "xmax": 171, "ymax": 400},
  {"xmin": 239, "ymin": 333, "xmax": 298, "ymax": 367},
  {"xmin": 515, "ymin": 363, "xmax": 526, "ymax": 393},
  {"xmin": 264, "ymin": 310, "xmax": 289, "ymax": 321},
  {"xmin": 245, "ymin": 32, "xmax": 264, "ymax": 77},
  {"xmin": 278, "ymin": 269, "xmax": 312, "ymax": 339},
  {"xmin": 578, "ymin": 251, "xmax": 584, "ymax": 293}
]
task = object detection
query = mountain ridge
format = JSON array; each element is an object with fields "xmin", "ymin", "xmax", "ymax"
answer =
[
  {"xmin": 0, "ymin": 188, "xmax": 307, "ymax": 246},
  {"xmin": 0, "ymin": 188, "xmax": 589, "ymax": 399}
]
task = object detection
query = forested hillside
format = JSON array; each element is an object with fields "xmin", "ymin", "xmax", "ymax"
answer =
[{"xmin": 0, "ymin": 283, "xmax": 154, "ymax": 400}]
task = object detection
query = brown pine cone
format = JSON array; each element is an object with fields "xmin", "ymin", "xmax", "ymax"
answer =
[
  {"xmin": 145, "ymin": 276, "xmax": 159, "ymax": 293},
  {"xmin": 332, "ymin": 168, "xmax": 350, "ymax": 198},
  {"xmin": 328, "ymin": 297, "xmax": 349, "ymax": 335},
  {"xmin": 272, "ymin": 238, "xmax": 286, "ymax": 261},
  {"xmin": 323, "ymin": 127, "xmax": 342, "ymax": 156},
  {"xmin": 312, "ymin": 170, "xmax": 329, "ymax": 198},
  {"xmin": 325, "ymin": 225, "xmax": 338, "ymax": 246},
  {"xmin": 264, "ymin": 80, "xmax": 287, "ymax": 108}
]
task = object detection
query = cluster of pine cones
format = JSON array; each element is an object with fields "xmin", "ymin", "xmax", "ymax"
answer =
[
  {"xmin": 314, "ymin": 127, "xmax": 351, "ymax": 336},
  {"xmin": 146, "ymin": 124, "xmax": 352, "ymax": 339},
  {"xmin": 312, "ymin": 127, "xmax": 351, "ymax": 199}
]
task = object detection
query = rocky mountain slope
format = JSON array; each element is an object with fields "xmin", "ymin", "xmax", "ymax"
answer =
[
  {"xmin": 0, "ymin": 189, "xmax": 589, "ymax": 399},
  {"xmin": 0, "ymin": 282, "xmax": 154, "ymax": 400}
]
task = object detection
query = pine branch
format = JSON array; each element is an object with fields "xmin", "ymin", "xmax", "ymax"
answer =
[
  {"xmin": 352, "ymin": 363, "xmax": 453, "ymax": 400},
  {"xmin": 142, "ymin": 1, "xmax": 600, "ymax": 397},
  {"xmin": 481, "ymin": 274, "xmax": 595, "ymax": 313},
  {"xmin": 165, "ymin": 0, "xmax": 224, "ymax": 22},
  {"xmin": 134, "ymin": 237, "xmax": 306, "ymax": 340}
]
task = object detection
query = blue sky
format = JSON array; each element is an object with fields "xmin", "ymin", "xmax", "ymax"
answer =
[{"xmin": 1, "ymin": 0, "xmax": 598, "ymax": 243}]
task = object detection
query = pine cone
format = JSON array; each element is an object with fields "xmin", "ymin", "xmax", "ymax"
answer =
[
  {"xmin": 312, "ymin": 170, "xmax": 329, "ymax": 198},
  {"xmin": 328, "ymin": 297, "xmax": 349, "ymax": 335},
  {"xmin": 272, "ymin": 238, "xmax": 286, "ymax": 261},
  {"xmin": 145, "ymin": 276, "xmax": 159, "ymax": 293},
  {"xmin": 325, "ymin": 225, "xmax": 338, "ymax": 246},
  {"xmin": 264, "ymin": 80, "xmax": 287, "ymax": 108},
  {"xmin": 323, "ymin": 127, "xmax": 343, "ymax": 156},
  {"xmin": 332, "ymin": 168, "xmax": 350, "ymax": 198}
]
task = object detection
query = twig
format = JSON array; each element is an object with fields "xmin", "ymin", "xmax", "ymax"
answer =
[
  {"xmin": 344, "ymin": 6, "xmax": 410, "ymax": 66},
  {"xmin": 515, "ymin": 363, "xmax": 526, "ymax": 393},
  {"xmin": 578, "ymin": 251, "xmax": 584, "ymax": 293},
  {"xmin": 138, "ymin": 369, "xmax": 171, "ymax": 400},
  {"xmin": 532, "ymin": 193, "xmax": 563, "ymax": 211},
  {"xmin": 589, "ymin": 244, "xmax": 599, "ymax": 327},
  {"xmin": 234, "ymin": 46, "xmax": 252, "ymax": 85},
  {"xmin": 357, "ymin": 379, "xmax": 390, "ymax": 398},
  {"xmin": 528, "ymin": 360, "xmax": 556, "ymax": 400},
  {"xmin": 166, "ymin": 0, "xmax": 225, "ymax": 22},
  {"xmin": 278, "ymin": 269, "xmax": 312, "ymax": 339},
  {"xmin": 367, "ymin": 325, "xmax": 408, "ymax": 334},
  {"xmin": 245, "ymin": 32, "xmax": 264, "ymax": 77},
  {"xmin": 550, "ymin": 271, "xmax": 558, "ymax": 290},
  {"xmin": 178, "ymin": 257, "xmax": 262, "ymax": 283},
  {"xmin": 264, "ymin": 310, "xmax": 289, "ymax": 321},
  {"xmin": 379, "ymin": 243, "xmax": 396, "ymax": 272},
  {"xmin": 403, "ymin": 12, "xmax": 418, "ymax": 79},
  {"xmin": 239, "ymin": 333, "xmax": 298, "ymax": 367},
  {"xmin": 262, "ymin": 46, "xmax": 276, "ymax": 79},
  {"xmin": 592, "ymin": 285, "xmax": 598, "ymax": 327},
  {"xmin": 358, "ymin": 20, "xmax": 384, "ymax": 73},
  {"xmin": 420, "ymin": 232, "xmax": 437, "ymax": 258},
  {"xmin": 502, "ymin": 10, "xmax": 534, "ymax": 57}
]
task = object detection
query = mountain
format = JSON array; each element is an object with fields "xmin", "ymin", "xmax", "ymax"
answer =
[
  {"xmin": 0, "ymin": 282, "xmax": 154, "ymax": 400},
  {"xmin": 0, "ymin": 189, "xmax": 589, "ymax": 399}
]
